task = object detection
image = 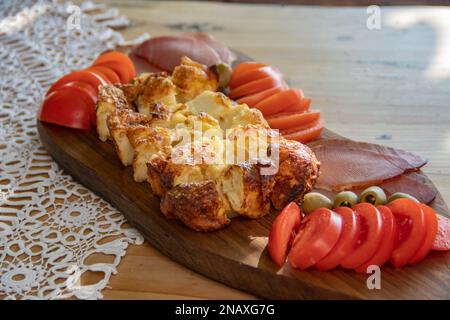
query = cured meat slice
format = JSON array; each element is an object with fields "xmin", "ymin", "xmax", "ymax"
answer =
[
  {"xmin": 128, "ymin": 51, "xmax": 165, "ymax": 74},
  {"xmin": 380, "ymin": 172, "xmax": 437, "ymax": 204},
  {"xmin": 308, "ymin": 139, "xmax": 427, "ymax": 191},
  {"xmin": 189, "ymin": 32, "xmax": 234, "ymax": 65},
  {"xmin": 132, "ymin": 35, "xmax": 221, "ymax": 72}
]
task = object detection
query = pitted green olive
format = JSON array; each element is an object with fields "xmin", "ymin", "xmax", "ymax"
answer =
[
  {"xmin": 359, "ymin": 186, "xmax": 387, "ymax": 205},
  {"xmin": 333, "ymin": 191, "xmax": 358, "ymax": 208},
  {"xmin": 388, "ymin": 192, "xmax": 419, "ymax": 203},
  {"xmin": 302, "ymin": 192, "xmax": 333, "ymax": 214},
  {"xmin": 211, "ymin": 63, "xmax": 232, "ymax": 89}
]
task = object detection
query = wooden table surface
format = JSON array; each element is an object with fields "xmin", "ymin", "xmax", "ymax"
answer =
[{"xmin": 79, "ymin": 1, "xmax": 450, "ymax": 299}]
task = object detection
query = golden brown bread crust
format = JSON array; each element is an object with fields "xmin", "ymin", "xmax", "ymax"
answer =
[
  {"xmin": 127, "ymin": 125, "xmax": 172, "ymax": 182},
  {"xmin": 187, "ymin": 92, "xmax": 268, "ymax": 130},
  {"xmin": 96, "ymin": 85, "xmax": 134, "ymax": 141},
  {"xmin": 136, "ymin": 72, "xmax": 178, "ymax": 116},
  {"xmin": 95, "ymin": 57, "xmax": 320, "ymax": 232},
  {"xmin": 147, "ymin": 153, "xmax": 172, "ymax": 197},
  {"xmin": 147, "ymin": 129, "xmax": 320, "ymax": 225},
  {"xmin": 160, "ymin": 181, "xmax": 230, "ymax": 232},
  {"xmin": 271, "ymin": 139, "xmax": 320, "ymax": 209},
  {"xmin": 107, "ymin": 108, "xmax": 153, "ymax": 166},
  {"xmin": 146, "ymin": 139, "xmax": 224, "ymax": 197},
  {"xmin": 172, "ymin": 57, "xmax": 219, "ymax": 102},
  {"xmin": 98, "ymin": 85, "xmax": 131, "ymax": 110},
  {"xmin": 222, "ymin": 162, "xmax": 274, "ymax": 219},
  {"xmin": 117, "ymin": 82, "xmax": 141, "ymax": 105}
]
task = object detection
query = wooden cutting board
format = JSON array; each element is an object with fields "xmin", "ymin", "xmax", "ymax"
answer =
[{"xmin": 37, "ymin": 52, "xmax": 450, "ymax": 300}]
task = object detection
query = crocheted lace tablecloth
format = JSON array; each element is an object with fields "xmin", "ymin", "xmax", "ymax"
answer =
[{"xmin": 0, "ymin": 0, "xmax": 145, "ymax": 300}]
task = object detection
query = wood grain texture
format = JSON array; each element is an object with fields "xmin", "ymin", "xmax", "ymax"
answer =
[{"xmin": 70, "ymin": 1, "xmax": 450, "ymax": 299}]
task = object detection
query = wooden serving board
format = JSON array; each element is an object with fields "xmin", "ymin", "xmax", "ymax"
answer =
[{"xmin": 37, "ymin": 52, "xmax": 450, "ymax": 299}]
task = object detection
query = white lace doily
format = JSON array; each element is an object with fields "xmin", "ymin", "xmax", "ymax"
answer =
[{"xmin": 0, "ymin": 0, "xmax": 145, "ymax": 300}]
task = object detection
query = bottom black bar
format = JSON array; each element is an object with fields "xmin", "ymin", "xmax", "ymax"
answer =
[{"xmin": 2, "ymin": 299, "xmax": 449, "ymax": 319}]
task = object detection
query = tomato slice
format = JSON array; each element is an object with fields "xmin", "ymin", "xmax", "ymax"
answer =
[
  {"xmin": 355, "ymin": 205, "xmax": 397, "ymax": 273},
  {"xmin": 267, "ymin": 202, "xmax": 302, "ymax": 267},
  {"xmin": 38, "ymin": 89, "xmax": 92, "ymax": 130},
  {"xmin": 255, "ymin": 88, "xmax": 303, "ymax": 116},
  {"xmin": 96, "ymin": 60, "xmax": 132, "ymax": 83},
  {"xmin": 228, "ymin": 76, "xmax": 283, "ymax": 100},
  {"xmin": 266, "ymin": 110, "xmax": 321, "ymax": 130},
  {"xmin": 48, "ymin": 81, "xmax": 97, "ymax": 125},
  {"xmin": 408, "ymin": 204, "xmax": 438, "ymax": 264},
  {"xmin": 285, "ymin": 97, "xmax": 312, "ymax": 113},
  {"xmin": 288, "ymin": 208, "xmax": 343, "ymax": 270},
  {"xmin": 387, "ymin": 198, "xmax": 426, "ymax": 268},
  {"xmin": 237, "ymin": 85, "xmax": 286, "ymax": 107},
  {"xmin": 340, "ymin": 203, "xmax": 384, "ymax": 269},
  {"xmin": 432, "ymin": 214, "xmax": 450, "ymax": 251},
  {"xmin": 315, "ymin": 207, "xmax": 360, "ymax": 271},
  {"xmin": 94, "ymin": 51, "xmax": 136, "ymax": 82},
  {"xmin": 87, "ymin": 65, "xmax": 121, "ymax": 84},
  {"xmin": 231, "ymin": 62, "xmax": 267, "ymax": 84},
  {"xmin": 49, "ymin": 81, "xmax": 97, "ymax": 104},
  {"xmin": 229, "ymin": 66, "xmax": 282, "ymax": 89},
  {"xmin": 47, "ymin": 70, "xmax": 109, "ymax": 95},
  {"xmin": 281, "ymin": 119, "xmax": 320, "ymax": 135},
  {"xmin": 282, "ymin": 120, "xmax": 324, "ymax": 143}
]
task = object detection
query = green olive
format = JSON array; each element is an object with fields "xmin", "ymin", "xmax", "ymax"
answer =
[
  {"xmin": 211, "ymin": 63, "xmax": 232, "ymax": 89},
  {"xmin": 333, "ymin": 191, "xmax": 359, "ymax": 208},
  {"xmin": 388, "ymin": 192, "xmax": 419, "ymax": 203},
  {"xmin": 359, "ymin": 186, "xmax": 387, "ymax": 205},
  {"xmin": 302, "ymin": 192, "xmax": 333, "ymax": 214}
]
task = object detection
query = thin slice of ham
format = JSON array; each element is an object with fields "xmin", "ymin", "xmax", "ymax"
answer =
[
  {"xmin": 129, "ymin": 51, "xmax": 165, "ymax": 74},
  {"xmin": 132, "ymin": 34, "xmax": 224, "ymax": 73},
  {"xmin": 189, "ymin": 33, "xmax": 234, "ymax": 66},
  {"xmin": 380, "ymin": 172, "xmax": 437, "ymax": 204},
  {"xmin": 308, "ymin": 139, "xmax": 427, "ymax": 191}
]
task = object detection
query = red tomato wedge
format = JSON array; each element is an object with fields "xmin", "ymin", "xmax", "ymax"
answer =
[
  {"xmin": 47, "ymin": 70, "xmax": 109, "ymax": 95},
  {"xmin": 237, "ymin": 86, "xmax": 286, "ymax": 107},
  {"xmin": 282, "ymin": 120, "xmax": 324, "ymax": 143},
  {"xmin": 387, "ymin": 198, "xmax": 426, "ymax": 268},
  {"xmin": 266, "ymin": 110, "xmax": 321, "ymax": 130},
  {"xmin": 285, "ymin": 97, "xmax": 312, "ymax": 113},
  {"xmin": 315, "ymin": 207, "xmax": 360, "ymax": 271},
  {"xmin": 340, "ymin": 203, "xmax": 384, "ymax": 269},
  {"xmin": 96, "ymin": 60, "xmax": 132, "ymax": 83},
  {"xmin": 432, "ymin": 214, "xmax": 450, "ymax": 251},
  {"xmin": 281, "ymin": 119, "xmax": 320, "ymax": 136},
  {"xmin": 228, "ymin": 76, "xmax": 283, "ymax": 100},
  {"xmin": 231, "ymin": 62, "xmax": 267, "ymax": 83},
  {"xmin": 254, "ymin": 88, "xmax": 303, "ymax": 116},
  {"xmin": 267, "ymin": 202, "xmax": 302, "ymax": 267},
  {"xmin": 229, "ymin": 66, "xmax": 282, "ymax": 89},
  {"xmin": 48, "ymin": 81, "xmax": 97, "ymax": 125},
  {"xmin": 355, "ymin": 205, "xmax": 397, "ymax": 273},
  {"xmin": 38, "ymin": 89, "xmax": 92, "ymax": 130},
  {"xmin": 408, "ymin": 204, "xmax": 438, "ymax": 264},
  {"xmin": 94, "ymin": 51, "xmax": 136, "ymax": 82},
  {"xmin": 288, "ymin": 208, "xmax": 343, "ymax": 270},
  {"xmin": 50, "ymin": 81, "xmax": 97, "ymax": 105},
  {"xmin": 87, "ymin": 65, "xmax": 121, "ymax": 84}
]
